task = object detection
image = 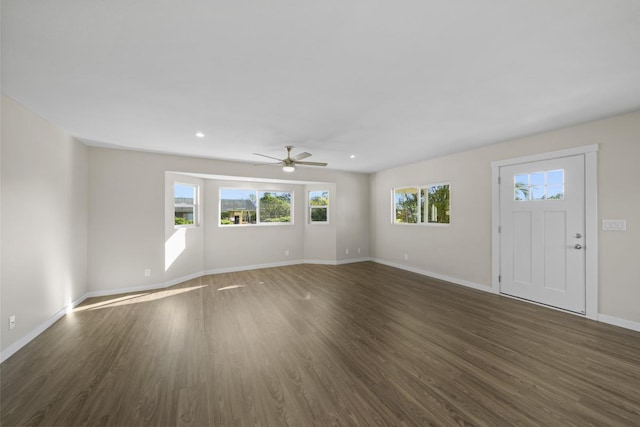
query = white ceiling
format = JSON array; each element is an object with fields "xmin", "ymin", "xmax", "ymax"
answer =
[{"xmin": 3, "ymin": 1, "xmax": 640, "ymax": 173}]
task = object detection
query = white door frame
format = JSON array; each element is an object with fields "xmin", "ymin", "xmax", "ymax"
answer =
[{"xmin": 491, "ymin": 145, "xmax": 599, "ymax": 319}]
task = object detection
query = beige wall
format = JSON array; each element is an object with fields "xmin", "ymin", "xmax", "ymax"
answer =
[
  {"xmin": 371, "ymin": 110, "xmax": 640, "ymax": 324},
  {"xmin": 1, "ymin": 96, "xmax": 89, "ymax": 354},
  {"xmin": 88, "ymin": 147, "xmax": 371, "ymax": 294},
  {"xmin": 304, "ymin": 183, "xmax": 337, "ymax": 262}
]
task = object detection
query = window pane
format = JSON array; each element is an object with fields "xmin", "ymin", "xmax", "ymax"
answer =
[
  {"xmin": 427, "ymin": 184, "xmax": 450, "ymax": 224},
  {"xmin": 547, "ymin": 170, "xmax": 564, "ymax": 185},
  {"xmin": 220, "ymin": 189, "xmax": 256, "ymax": 225},
  {"xmin": 174, "ymin": 183, "xmax": 197, "ymax": 226},
  {"xmin": 394, "ymin": 188, "xmax": 418, "ymax": 223},
  {"xmin": 309, "ymin": 191, "xmax": 329, "ymax": 223},
  {"xmin": 547, "ymin": 185, "xmax": 564, "ymax": 199},
  {"xmin": 530, "ymin": 172, "xmax": 545, "ymax": 186},
  {"xmin": 174, "ymin": 183, "xmax": 195, "ymax": 204},
  {"xmin": 310, "ymin": 207, "xmax": 327, "ymax": 222},
  {"xmin": 515, "ymin": 174, "xmax": 529, "ymax": 186},
  {"xmin": 515, "ymin": 187, "xmax": 528, "ymax": 201},
  {"xmin": 175, "ymin": 206, "xmax": 194, "ymax": 225},
  {"xmin": 309, "ymin": 191, "xmax": 329, "ymax": 206},
  {"xmin": 259, "ymin": 191, "xmax": 291, "ymax": 223},
  {"xmin": 531, "ymin": 186, "xmax": 545, "ymax": 200}
]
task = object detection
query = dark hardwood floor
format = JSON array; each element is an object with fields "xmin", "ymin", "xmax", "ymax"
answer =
[{"xmin": 2, "ymin": 262, "xmax": 640, "ymax": 426}]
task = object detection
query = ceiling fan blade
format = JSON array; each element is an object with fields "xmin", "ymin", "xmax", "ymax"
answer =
[
  {"xmin": 295, "ymin": 161, "xmax": 328, "ymax": 167},
  {"xmin": 253, "ymin": 162, "xmax": 282, "ymax": 166},
  {"xmin": 292, "ymin": 152, "xmax": 312, "ymax": 161},
  {"xmin": 253, "ymin": 153, "xmax": 283, "ymax": 161}
]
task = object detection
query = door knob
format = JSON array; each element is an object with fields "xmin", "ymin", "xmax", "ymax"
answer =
[{"xmin": 574, "ymin": 244, "xmax": 583, "ymax": 250}]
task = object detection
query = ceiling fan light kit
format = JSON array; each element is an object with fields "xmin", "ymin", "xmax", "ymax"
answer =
[{"xmin": 253, "ymin": 145, "xmax": 327, "ymax": 173}]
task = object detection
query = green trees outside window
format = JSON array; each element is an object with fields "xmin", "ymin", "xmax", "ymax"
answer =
[
  {"xmin": 309, "ymin": 191, "xmax": 329, "ymax": 223},
  {"xmin": 394, "ymin": 184, "xmax": 450, "ymax": 225}
]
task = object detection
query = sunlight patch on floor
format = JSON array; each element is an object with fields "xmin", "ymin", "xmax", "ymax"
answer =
[{"xmin": 74, "ymin": 284, "xmax": 208, "ymax": 312}]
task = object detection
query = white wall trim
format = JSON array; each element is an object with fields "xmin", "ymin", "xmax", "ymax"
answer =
[
  {"xmin": 203, "ymin": 260, "xmax": 303, "ymax": 275},
  {"xmin": 598, "ymin": 314, "xmax": 640, "ymax": 332},
  {"xmin": 336, "ymin": 257, "xmax": 373, "ymax": 265},
  {"xmin": 490, "ymin": 144, "xmax": 599, "ymax": 319},
  {"xmin": 85, "ymin": 271, "xmax": 205, "ymax": 298},
  {"xmin": 372, "ymin": 258, "xmax": 495, "ymax": 294},
  {"xmin": 1, "ymin": 293, "xmax": 88, "ymax": 363},
  {"xmin": 584, "ymin": 150, "xmax": 599, "ymax": 320},
  {"xmin": 304, "ymin": 259, "xmax": 339, "ymax": 265},
  {"xmin": 490, "ymin": 144, "xmax": 599, "ymax": 168}
]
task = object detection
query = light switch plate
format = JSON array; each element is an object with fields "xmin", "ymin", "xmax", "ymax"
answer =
[{"xmin": 602, "ymin": 219, "xmax": 626, "ymax": 231}]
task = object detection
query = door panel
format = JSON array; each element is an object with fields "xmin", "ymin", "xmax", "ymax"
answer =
[
  {"xmin": 500, "ymin": 155, "xmax": 585, "ymax": 313},
  {"xmin": 512, "ymin": 212, "xmax": 532, "ymax": 285},
  {"xmin": 543, "ymin": 211, "xmax": 567, "ymax": 292}
]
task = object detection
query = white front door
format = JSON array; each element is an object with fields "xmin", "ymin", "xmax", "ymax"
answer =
[{"xmin": 499, "ymin": 154, "xmax": 586, "ymax": 313}]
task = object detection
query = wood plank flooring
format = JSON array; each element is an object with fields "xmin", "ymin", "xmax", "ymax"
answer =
[{"xmin": 2, "ymin": 262, "xmax": 640, "ymax": 426}]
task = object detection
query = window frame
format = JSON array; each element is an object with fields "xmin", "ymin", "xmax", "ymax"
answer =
[
  {"xmin": 308, "ymin": 190, "xmax": 330, "ymax": 224},
  {"xmin": 174, "ymin": 182, "xmax": 199, "ymax": 228},
  {"xmin": 219, "ymin": 188, "xmax": 294, "ymax": 227},
  {"xmin": 392, "ymin": 182, "xmax": 451, "ymax": 226}
]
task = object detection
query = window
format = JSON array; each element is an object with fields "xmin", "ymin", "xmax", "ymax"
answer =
[
  {"xmin": 309, "ymin": 191, "xmax": 329, "ymax": 223},
  {"xmin": 424, "ymin": 184, "xmax": 450, "ymax": 224},
  {"xmin": 514, "ymin": 170, "xmax": 564, "ymax": 201},
  {"xmin": 220, "ymin": 189, "xmax": 292, "ymax": 225},
  {"xmin": 258, "ymin": 191, "xmax": 292, "ymax": 223},
  {"xmin": 394, "ymin": 183, "xmax": 450, "ymax": 225},
  {"xmin": 394, "ymin": 187, "xmax": 419, "ymax": 223},
  {"xmin": 174, "ymin": 183, "xmax": 198, "ymax": 226}
]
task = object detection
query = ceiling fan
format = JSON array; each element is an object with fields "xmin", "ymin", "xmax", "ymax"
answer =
[{"xmin": 253, "ymin": 145, "xmax": 328, "ymax": 172}]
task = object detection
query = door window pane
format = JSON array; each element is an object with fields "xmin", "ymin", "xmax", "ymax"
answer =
[{"xmin": 513, "ymin": 170, "xmax": 564, "ymax": 201}]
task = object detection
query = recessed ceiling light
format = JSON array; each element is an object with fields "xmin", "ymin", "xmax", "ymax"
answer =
[
  {"xmin": 195, "ymin": 132, "xmax": 205, "ymax": 138},
  {"xmin": 350, "ymin": 154, "xmax": 356, "ymax": 159}
]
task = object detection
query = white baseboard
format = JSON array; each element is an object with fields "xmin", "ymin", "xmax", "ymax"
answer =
[
  {"xmin": 598, "ymin": 314, "xmax": 640, "ymax": 332},
  {"xmin": 301, "ymin": 257, "xmax": 372, "ymax": 265},
  {"xmin": 336, "ymin": 257, "xmax": 372, "ymax": 265},
  {"xmin": 1, "ymin": 293, "xmax": 88, "ymax": 363},
  {"xmin": 303, "ymin": 259, "xmax": 338, "ymax": 265},
  {"xmin": 84, "ymin": 275, "xmax": 199, "ymax": 299},
  {"xmin": 371, "ymin": 258, "xmax": 494, "ymax": 294},
  {"xmin": 203, "ymin": 259, "xmax": 303, "ymax": 275}
]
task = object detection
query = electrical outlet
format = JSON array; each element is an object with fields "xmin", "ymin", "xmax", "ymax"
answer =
[
  {"xmin": 404, "ymin": 254, "xmax": 408, "ymax": 261},
  {"xmin": 357, "ymin": 248, "xmax": 361, "ymax": 254},
  {"xmin": 144, "ymin": 269, "xmax": 151, "ymax": 277},
  {"xmin": 9, "ymin": 315, "xmax": 16, "ymax": 330},
  {"xmin": 285, "ymin": 250, "xmax": 290, "ymax": 257},
  {"xmin": 345, "ymin": 248, "xmax": 349, "ymax": 255}
]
